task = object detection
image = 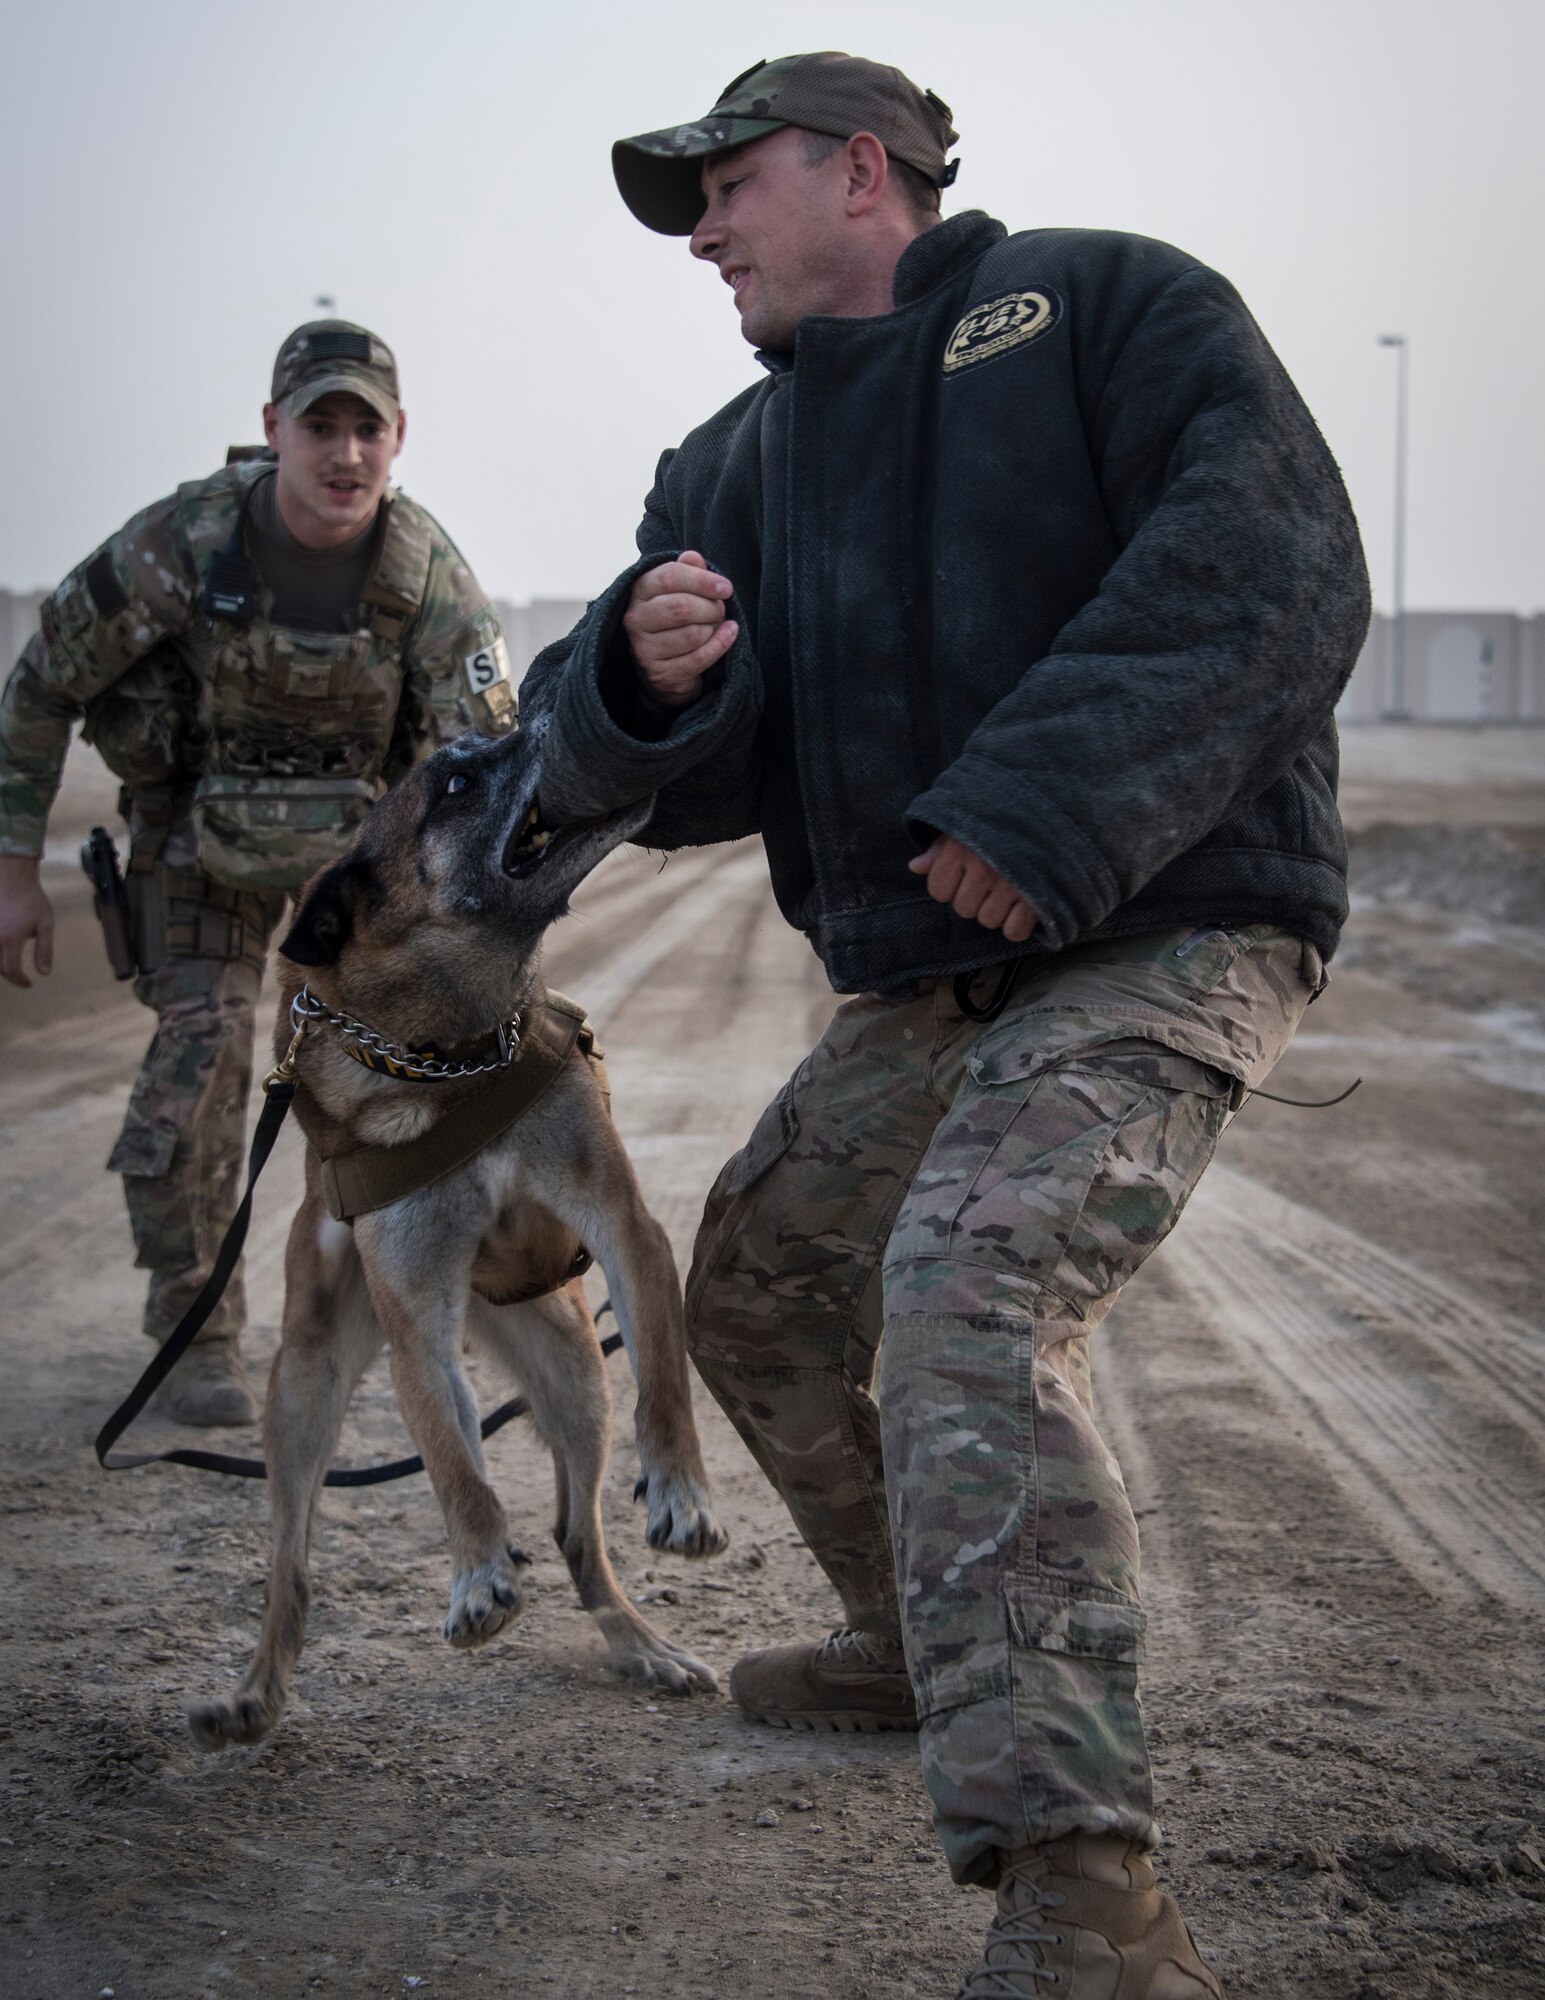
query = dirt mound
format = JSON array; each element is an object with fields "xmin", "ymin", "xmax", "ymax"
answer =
[{"xmin": 1348, "ymin": 821, "xmax": 1545, "ymax": 926}]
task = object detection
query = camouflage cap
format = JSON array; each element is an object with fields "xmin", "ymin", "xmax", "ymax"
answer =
[
  {"xmin": 270, "ymin": 320, "xmax": 400, "ymax": 422},
  {"xmin": 612, "ymin": 52, "xmax": 960, "ymax": 236}
]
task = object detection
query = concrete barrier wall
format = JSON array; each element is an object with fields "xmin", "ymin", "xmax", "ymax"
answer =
[{"xmin": 5, "ymin": 586, "xmax": 1540, "ymax": 722}]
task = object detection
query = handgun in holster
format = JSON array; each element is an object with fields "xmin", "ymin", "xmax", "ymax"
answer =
[{"xmin": 80, "ymin": 825, "xmax": 138, "ymax": 980}]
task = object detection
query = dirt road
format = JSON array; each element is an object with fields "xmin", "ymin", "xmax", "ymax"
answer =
[{"xmin": 2, "ymin": 727, "xmax": 1542, "ymax": 2000}]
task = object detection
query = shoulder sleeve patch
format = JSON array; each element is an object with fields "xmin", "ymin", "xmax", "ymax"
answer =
[
  {"xmin": 463, "ymin": 633, "xmax": 511, "ymax": 699},
  {"xmin": 84, "ymin": 547, "xmax": 130, "ymax": 619}
]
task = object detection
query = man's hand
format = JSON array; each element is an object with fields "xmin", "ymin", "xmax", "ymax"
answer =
[
  {"xmin": 622, "ymin": 550, "xmax": 739, "ymax": 710},
  {"xmin": 909, "ymin": 835, "xmax": 1037, "ymax": 945},
  {"xmin": 0, "ymin": 854, "xmax": 55, "ymax": 989}
]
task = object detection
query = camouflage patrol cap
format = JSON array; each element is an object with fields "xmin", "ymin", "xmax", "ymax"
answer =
[
  {"xmin": 612, "ymin": 52, "xmax": 960, "ymax": 236},
  {"xmin": 270, "ymin": 319, "xmax": 400, "ymax": 422}
]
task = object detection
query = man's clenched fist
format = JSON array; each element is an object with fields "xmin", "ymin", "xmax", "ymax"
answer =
[
  {"xmin": 909, "ymin": 835, "xmax": 1037, "ymax": 944},
  {"xmin": 622, "ymin": 550, "xmax": 738, "ymax": 710}
]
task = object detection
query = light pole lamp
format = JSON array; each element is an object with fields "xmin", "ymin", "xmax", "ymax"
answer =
[{"xmin": 1377, "ymin": 333, "xmax": 1410, "ymax": 719}]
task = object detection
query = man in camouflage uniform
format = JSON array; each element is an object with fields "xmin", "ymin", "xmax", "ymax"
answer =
[
  {"xmin": 0, "ymin": 321, "xmax": 515, "ymax": 1425},
  {"xmin": 524, "ymin": 54, "xmax": 1369, "ymax": 1998}
]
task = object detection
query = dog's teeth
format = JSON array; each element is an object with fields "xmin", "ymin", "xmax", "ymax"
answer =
[{"xmin": 530, "ymin": 830, "xmax": 552, "ymax": 850}]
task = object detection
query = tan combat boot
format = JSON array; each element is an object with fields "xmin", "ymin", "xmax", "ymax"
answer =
[
  {"xmin": 729, "ymin": 1626, "xmax": 918, "ymax": 1732},
  {"xmin": 956, "ymin": 1833, "xmax": 1225, "ymax": 1998},
  {"xmin": 152, "ymin": 1333, "xmax": 259, "ymax": 1427}
]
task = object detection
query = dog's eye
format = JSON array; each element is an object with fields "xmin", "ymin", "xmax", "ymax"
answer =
[{"xmin": 445, "ymin": 773, "xmax": 470, "ymax": 796}]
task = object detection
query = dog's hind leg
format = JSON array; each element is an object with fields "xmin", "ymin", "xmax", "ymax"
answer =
[
  {"xmin": 470, "ymin": 1285, "xmax": 718, "ymax": 1696},
  {"xmin": 189, "ymin": 1199, "xmax": 381, "ymax": 1751}
]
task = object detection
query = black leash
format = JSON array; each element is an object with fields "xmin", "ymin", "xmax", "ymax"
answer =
[
  {"xmin": 1238, "ymin": 1077, "xmax": 1362, "ymax": 1109},
  {"xmin": 94, "ymin": 1068, "xmax": 621, "ymax": 1486},
  {"xmin": 96, "ymin": 1077, "xmax": 296, "ymax": 1478}
]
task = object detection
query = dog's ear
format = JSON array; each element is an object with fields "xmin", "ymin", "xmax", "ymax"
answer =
[{"xmin": 280, "ymin": 857, "xmax": 372, "ymax": 968}]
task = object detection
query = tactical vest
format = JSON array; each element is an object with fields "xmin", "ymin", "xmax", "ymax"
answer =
[{"xmin": 82, "ymin": 465, "xmax": 433, "ymax": 893}]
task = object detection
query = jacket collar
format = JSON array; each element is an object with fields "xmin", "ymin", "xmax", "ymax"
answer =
[
  {"xmin": 757, "ymin": 211, "xmax": 1007, "ymax": 372},
  {"xmin": 892, "ymin": 210, "xmax": 1006, "ymax": 305}
]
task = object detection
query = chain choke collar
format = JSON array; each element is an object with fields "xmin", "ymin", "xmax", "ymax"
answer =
[{"xmin": 276, "ymin": 985, "xmax": 525, "ymax": 1085}]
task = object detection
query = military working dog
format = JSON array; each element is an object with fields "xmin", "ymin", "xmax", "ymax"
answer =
[{"xmin": 190, "ymin": 722, "xmax": 726, "ymax": 1750}]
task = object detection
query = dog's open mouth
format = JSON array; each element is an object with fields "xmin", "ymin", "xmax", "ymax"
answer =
[
  {"xmin": 503, "ymin": 802, "xmax": 618, "ymax": 879},
  {"xmin": 504, "ymin": 802, "xmax": 556, "ymax": 876}
]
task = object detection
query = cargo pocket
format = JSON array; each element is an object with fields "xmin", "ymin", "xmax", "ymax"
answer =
[
  {"xmin": 1031, "ymin": 1043, "xmax": 1234, "ymax": 1324},
  {"xmin": 107, "ymin": 1109, "xmax": 195, "ymax": 1269},
  {"xmin": 886, "ymin": 1029, "xmax": 1235, "ymax": 1324},
  {"xmin": 684, "ymin": 1084, "xmax": 800, "ymax": 1325},
  {"xmin": 1006, "ymin": 1585, "xmax": 1146, "ymax": 1664},
  {"xmin": 1003, "ymin": 1585, "xmax": 1155, "ymax": 1844},
  {"xmin": 723, "ymin": 1084, "xmax": 801, "ymax": 1204}
]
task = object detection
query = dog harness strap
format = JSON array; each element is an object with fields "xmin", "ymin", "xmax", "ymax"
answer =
[
  {"xmin": 549, "ymin": 987, "xmax": 611, "ymax": 1110},
  {"xmin": 319, "ymin": 994, "xmax": 592, "ymax": 1221}
]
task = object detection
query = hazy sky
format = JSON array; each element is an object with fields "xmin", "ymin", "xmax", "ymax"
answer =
[{"xmin": 2, "ymin": 0, "xmax": 1540, "ymax": 621}]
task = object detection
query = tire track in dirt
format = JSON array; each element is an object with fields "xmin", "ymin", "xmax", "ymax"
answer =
[
  {"xmin": 584, "ymin": 844, "xmax": 832, "ymax": 1254},
  {"xmin": 1159, "ymin": 1164, "xmax": 1545, "ymax": 1611},
  {"xmin": 533, "ymin": 840, "xmax": 725, "ymax": 994},
  {"xmin": 558, "ymin": 844, "xmax": 773, "ymax": 1031}
]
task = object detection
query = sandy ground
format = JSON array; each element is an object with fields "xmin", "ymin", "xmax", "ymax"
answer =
[{"xmin": 1, "ymin": 726, "xmax": 1542, "ymax": 2000}]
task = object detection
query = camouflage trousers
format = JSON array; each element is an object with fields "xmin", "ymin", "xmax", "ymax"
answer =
[
  {"xmin": 105, "ymin": 946, "xmax": 279, "ymax": 1347},
  {"xmin": 686, "ymin": 924, "xmax": 1317, "ymax": 1883}
]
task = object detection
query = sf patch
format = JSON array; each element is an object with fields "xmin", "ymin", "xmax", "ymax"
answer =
[{"xmin": 943, "ymin": 290, "xmax": 1061, "ymax": 375}]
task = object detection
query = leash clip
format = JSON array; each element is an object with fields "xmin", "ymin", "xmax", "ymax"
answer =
[{"xmin": 264, "ymin": 1005, "xmax": 310, "ymax": 1093}]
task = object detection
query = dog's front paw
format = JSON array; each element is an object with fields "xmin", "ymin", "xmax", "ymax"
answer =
[
  {"xmin": 612, "ymin": 1629, "xmax": 720, "ymax": 1698},
  {"xmin": 635, "ymin": 1472, "xmax": 730, "ymax": 1559},
  {"xmin": 443, "ymin": 1549, "xmax": 526, "ymax": 1649},
  {"xmin": 187, "ymin": 1687, "xmax": 282, "ymax": 1752}
]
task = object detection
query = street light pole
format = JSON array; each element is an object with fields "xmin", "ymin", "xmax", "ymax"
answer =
[{"xmin": 1377, "ymin": 333, "xmax": 1410, "ymax": 719}]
